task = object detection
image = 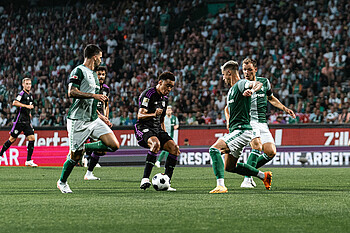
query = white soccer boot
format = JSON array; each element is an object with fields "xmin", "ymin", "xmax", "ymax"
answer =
[
  {"xmin": 140, "ymin": 178, "xmax": 151, "ymax": 190},
  {"xmin": 57, "ymin": 180, "xmax": 73, "ymax": 193},
  {"xmin": 84, "ymin": 172, "xmax": 100, "ymax": 180},
  {"xmin": 25, "ymin": 160, "xmax": 38, "ymax": 167},
  {"xmin": 250, "ymin": 177, "xmax": 256, "ymax": 187},
  {"xmin": 155, "ymin": 161, "xmax": 161, "ymax": 168},
  {"xmin": 167, "ymin": 186, "xmax": 176, "ymax": 192},
  {"xmin": 240, "ymin": 177, "xmax": 255, "ymax": 188}
]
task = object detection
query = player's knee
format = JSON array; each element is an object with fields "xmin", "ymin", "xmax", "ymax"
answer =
[
  {"xmin": 110, "ymin": 141, "xmax": 120, "ymax": 151},
  {"xmin": 265, "ymin": 148, "xmax": 276, "ymax": 158},
  {"xmin": 172, "ymin": 145, "xmax": 180, "ymax": 156},
  {"xmin": 150, "ymin": 142, "xmax": 161, "ymax": 153}
]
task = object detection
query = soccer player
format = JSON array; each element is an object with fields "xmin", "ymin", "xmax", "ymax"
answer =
[
  {"xmin": 240, "ymin": 58, "xmax": 295, "ymax": 188},
  {"xmin": 155, "ymin": 105, "xmax": 179, "ymax": 168},
  {"xmin": 135, "ymin": 71, "xmax": 179, "ymax": 191},
  {"xmin": 57, "ymin": 44, "xmax": 119, "ymax": 193},
  {"xmin": 83, "ymin": 65, "xmax": 112, "ymax": 180},
  {"xmin": 209, "ymin": 60, "xmax": 272, "ymax": 194},
  {"xmin": 0, "ymin": 78, "xmax": 37, "ymax": 167}
]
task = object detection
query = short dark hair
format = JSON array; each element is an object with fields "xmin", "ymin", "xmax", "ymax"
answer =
[
  {"xmin": 221, "ymin": 60, "xmax": 239, "ymax": 72},
  {"xmin": 158, "ymin": 71, "xmax": 175, "ymax": 81},
  {"xmin": 242, "ymin": 58, "xmax": 257, "ymax": 68},
  {"xmin": 96, "ymin": 66, "xmax": 107, "ymax": 73},
  {"xmin": 84, "ymin": 44, "xmax": 102, "ymax": 59}
]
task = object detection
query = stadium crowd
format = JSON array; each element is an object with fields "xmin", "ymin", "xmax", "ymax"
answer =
[{"xmin": 0, "ymin": 0, "xmax": 350, "ymax": 128}]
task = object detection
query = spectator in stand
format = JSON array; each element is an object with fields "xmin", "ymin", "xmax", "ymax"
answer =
[
  {"xmin": 326, "ymin": 106, "xmax": 339, "ymax": 124},
  {"xmin": 278, "ymin": 83, "xmax": 290, "ymax": 107},
  {"xmin": 273, "ymin": 115, "xmax": 286, "ymax": 124},
  {"xmin": 291, "ymin": 79, "xmax": 303, "ymax": 105},
  {"xmin": 338, "ymin": 108, "xmax": 350, "ymax": 124},
  {"xmin": 202, "ymin": 111, "xmax": 212, "ymax": 125},
  {"xmin": 110, "ymin": 112, "xmax": 121, "ymax": 126},
  {"xmin": 215, "ymin": 113, "xmax": 225, "ymax": 125}
]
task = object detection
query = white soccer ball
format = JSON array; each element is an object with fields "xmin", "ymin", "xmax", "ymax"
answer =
[{"xmin": 152, "ymin": 173, "xmax": 170, "ymax": 191}]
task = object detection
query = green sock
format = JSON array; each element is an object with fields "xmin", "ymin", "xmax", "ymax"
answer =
[
  {"xmin": 256, "ymin": 153, "xmax": 273, "ymax": 169},
  {"xmin": 245, "ymin": 149, "xmax": 260, "ymax": 178},
  {"xmin": 209, "ymin": 147, "xmax": 224, "ymax": 179},
  {"xmin": 231, "ymin": 163, "xmax": 259, "ymax": 177},
  {"xmin": 59, "ymin": 159, "xmax": 77, "ymax": 183},
  {"xmin": 158, "ymin": 151, "xmax": 169, "ymax": 162},
  {"xmin": 85, "ymin": 141, "xmax": 114, "ymax": 152}
]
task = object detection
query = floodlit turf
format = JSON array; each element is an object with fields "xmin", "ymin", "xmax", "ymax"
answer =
[{"xmin": 0, "ymin": 166, "xmax": 350, "ymax": 233}]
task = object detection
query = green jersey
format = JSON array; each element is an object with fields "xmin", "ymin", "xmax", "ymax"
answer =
[
  {"xmin": 67, "ymin": 64, "xmax": 100, "ymax": 121},
  {"xmin": 227, "ymin": 79, "xmax": 253, "ymax": 132},
  {"xmin": 250, "ymin": 77, "xmax": 272, "ymax": 123},
  {"xmin": 164, "ymin": 115, "xmax": 179, "ymax": 138}
]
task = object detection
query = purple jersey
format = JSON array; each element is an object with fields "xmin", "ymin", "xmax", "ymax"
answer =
[
  {"xmin": 14, "ymin": 90, "xmax": 33, "ymax": 123},
  {"xmin": 97, "ymin": 84, "xmax": 109, "ymax": 116}
]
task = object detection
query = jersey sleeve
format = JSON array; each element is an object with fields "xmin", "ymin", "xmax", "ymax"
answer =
[
  {"xmin": 237, "ymin": 79, "xmax": 252, "ymax": 93},
  {"xmin": 175, "ymin": 116, "xmax": 179, "ymax": 125},
  {"xmin": 15, "ymin": 93, "xmax": 23, "ymax": 102},
  {"xmin": 266, "ymin": 79, "xmax": 272, "ymax": 97},
  {"xmin": 69, "ymin": 67, "xmax": 84, "ymax": 88},
  {"xmin": 139, "ymin": 92, "xmax": 151, "ymax": 110}
]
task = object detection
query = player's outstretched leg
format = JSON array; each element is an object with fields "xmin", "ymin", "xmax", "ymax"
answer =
[
  {"xmin": 155, "ymin": 150, "xmax": 169, "ymax": 168},
  {"xmin": 164, "ymin": 153, "xmax": 177, "ymax": 191},
  {"xmin": 209, "ymin": 147, "xmax": 227, "ymax": 193},
  {"xmin": 241, "ymin": 149, "xmax": 260, "ymax": 188},
  {"xmin": 226, "ymin": 162, "xmax": 272, "ymax": 190},
  {"xmin": 25, "ymin": 140, "xmax": 38, "ymax": 167},
  {"xmin": 84, "ymin": 152, "xmax": 101, "ymax": 180},
  {"xmin": 57, "ymin": 156, "xmax": 77, "ymax": 193},
  {"xmin": 140, "ymin": 151, "xmax": 157, "ymax": 190},
  {"xmin": 0, "ymin": 139, "xmax": 14, "ymax": 157}
]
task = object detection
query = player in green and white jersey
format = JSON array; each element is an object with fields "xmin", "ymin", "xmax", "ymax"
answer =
[
  {"xmin": 209, "ymin": 60, "xmax": 272, "ymax": 194},
  {"xmin": 155, "ymin": 106, "xmax": 179, "ymax": 168},
  {"xmin": 240, "ymin": 58, "xmax": 295, "ymax": 188},
  {"xmin": 57, "ymin": 44, "xmax": 120, "ymax": 194}
]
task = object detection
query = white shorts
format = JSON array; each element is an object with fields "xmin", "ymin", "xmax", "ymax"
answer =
[
  {"xmin": 222, "ymin": 129, "xmax": 253, "ymax": 158},
  {"xmin": 251, "ymin": 121, "xmax": 275, "ymax": 145},
  {"xmin": 67, "ymin": 118, "xmax": 113, "ymax": 152}
]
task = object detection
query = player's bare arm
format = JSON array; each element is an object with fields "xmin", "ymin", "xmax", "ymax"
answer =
[
  {"xmin": 243, "ymin": 81, "xmax": 263, "ymax": 96},
  {"xmin": 97, "ymin": 110, "xmax": 112, "ymax": 127},
  {"xmin": 268, "ymin": 95, "xmax": 296, "ymax": 118},
  {"xmin": 68, "ymin": 85, "xmax": 108, "ymax": 102},
  {"xmin": 12, "ymin": 100, "xmax": 34, "ymax": 109},
  {"xmin": 224, "ymin": 106, "xmax": 229, "ymax": 130},
  {"xmin": 137, "ymin": 108, "xmax": 163, "ymax": 120}
]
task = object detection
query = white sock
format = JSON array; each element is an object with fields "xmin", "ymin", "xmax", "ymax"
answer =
[
  {"xmin": 86, "ymin": 170, "xmax": 92, "ymax": 176},
  {"xmin": 257, "ymin": 171, "xmax": 265, "ymax": 179},
  {"xmin": 217, "ymin": 178, "xmax": 225, "ymax": 187}
]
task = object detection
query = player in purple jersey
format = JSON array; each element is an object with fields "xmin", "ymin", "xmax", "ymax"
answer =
[
  {"xmin": 0, "ymin": 78, "xmax": 38, "ymax": 167},
  {"xmin": 135, "ymin": 72, "xmax": 179, "ymax": 191},
  {"xmin": 84, "ymin": 66, "xmax": 112, "ymax": 180}
]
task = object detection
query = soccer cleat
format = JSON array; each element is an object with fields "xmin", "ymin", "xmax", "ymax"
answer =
[
  {"xmin": 57, "ymin": 180, "xmax": 73, "ymax": 193},
  {"xmin": 155, "ymin": 161, "xmax": 161, "ymax": 168},
  {"xmin": 84, "ymin": 173, "xmax": 100, "ymax": 180},
  {"xmin": 25, "ymin": 160, "xmax": 38, "ymax": 167},
  {"xmin": 140, "ymin": 178, "xmax": 151, "ymax": 190},
  {"xmin": 262, "ymin": 171, "xmax": 272, "ymax": 190},
  {"xmin": 251, "ymin": 177, "xmax": 256, "ymax": 187},
  {"xmin": 209, "ymin": 185, "xmax": 228, "ymax": 194},
  {"xmin": 167, "ymin": 186, "xmax": 176, "ymax": 192},
  {"xmin": 240, "ymin": 177, "xmax": 255, "ymax": 188}
]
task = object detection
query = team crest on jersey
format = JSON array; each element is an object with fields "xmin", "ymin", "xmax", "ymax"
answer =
[
  {"xmin": 142, "ymin": 98, "xmax": 149, "ymax": 107},
  {"xmin": 162, "ymin": 101, "xmax": 165, "ymax": 107},
  {"xmin": 71, "ymin": 75, "xmax": 78, "ymax": 79},
  {"xmin": 142, "ymin": 129, "xmax": 149, "ymax": 133},
  {"xmin": 14, "ymin": 130, "xmax": 18, "ymax": 134}
]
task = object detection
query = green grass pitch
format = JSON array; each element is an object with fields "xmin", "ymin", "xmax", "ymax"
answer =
[{"xmin": 0, "ymin": 166, "xmax": 350, "ymax": 233}]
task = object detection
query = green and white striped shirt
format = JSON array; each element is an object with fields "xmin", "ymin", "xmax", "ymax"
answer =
[
  {"xmin": 67, "ymin": 64, "xmax": 100, "ymax": 121},
  {"xmin": 250, "ymin": 77, "xmax": 272, "ymax": 123}
]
